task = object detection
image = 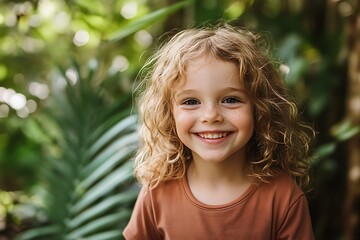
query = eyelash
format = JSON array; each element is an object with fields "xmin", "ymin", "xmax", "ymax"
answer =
[
  {"xmin": 182, "ymin": 99, "xmax": 200, "ymax": 105},
  {"xmin": 181, "ymin": 97, "xmax": 241, "ymax": 105},
  {"xmin": 222, "ymin": 97, "xmax": 241, "ymax": 103}
]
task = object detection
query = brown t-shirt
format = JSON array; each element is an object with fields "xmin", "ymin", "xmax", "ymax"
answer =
[{"xmin": 123, "ymin": 171, "xmax": 314, "ymax": 240}]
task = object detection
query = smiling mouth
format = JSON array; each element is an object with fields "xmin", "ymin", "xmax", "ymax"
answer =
[{"xmin": 197, "ymin": 132, "xmax": 231, "ymax": 139}]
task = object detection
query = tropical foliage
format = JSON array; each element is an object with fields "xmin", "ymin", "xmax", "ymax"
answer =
[
  {"xmin": 0, "ymin": 1, "xmax": 191, "ymax": 239},
  {"xmin": 17, "ymin": 62, "xmax": 140, "ymax": 239}
]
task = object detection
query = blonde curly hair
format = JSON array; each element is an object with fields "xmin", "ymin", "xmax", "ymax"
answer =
[{"xmin": 134, "ymin": 24, "xmax": 314, "ymax": 190}]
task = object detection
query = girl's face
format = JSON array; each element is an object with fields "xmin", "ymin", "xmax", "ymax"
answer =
[{"xmin": 172, "ymin": 55, "xmax": 254, "ymax": 165}]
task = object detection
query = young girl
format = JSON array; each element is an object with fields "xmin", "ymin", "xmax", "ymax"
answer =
[{"xmin": 123, "ymin": 24, "xmax": 315, "ymax": 239}]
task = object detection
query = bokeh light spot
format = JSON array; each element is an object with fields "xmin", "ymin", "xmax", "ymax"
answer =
[
  {"xmin": 73, "ymin": 30, "xmax": 90, "ymax": 47},
  {"xmin": 279, "ymin": 64, "xmax": 291, "ymax": 75},
  {"xmin": 110, "ymin": 56, "xmax": 129, "ymax": 73},
  {"xmin": 17, "ymin": 107, "xmax": 30, "ymax": 118},
  {"xmin": 65, "ymin": 69, "xmax": 78, "ymax": 85},
  {"xmin": 26, "ymin": 99, "xmax": 37, "ymax": 113},
  {"xmin": 0, "ymin": 104, "xmax": 9, "ymax": 118},
  {"xmin": 134, "ymin": 30, "xmax": 153, "ymax": 48},
  {"xmin": 9, "ymin": 93, "xmax": 26, "ymax": 110},
  {"xmin": 121, "ymin": 2, "xmax": 138, "ymax": 19},
  {"xmin": 54, "ymin": 12, "xmax": 70, "ymax": 32},
  {"xmin": 28, "ymin": 82, "xmax": 50, "ymax": 100}
]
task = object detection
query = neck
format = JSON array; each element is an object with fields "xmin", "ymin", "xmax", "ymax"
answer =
[
  {"xmin": 187, "ymin": 155, "xmax": 250, "ymax": 187},
  {"xmin": 186, "ymin": 157, "xmax": 253, "ymax": 205}
]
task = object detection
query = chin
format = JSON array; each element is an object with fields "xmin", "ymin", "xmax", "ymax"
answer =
[{"xmin": 195, "ymin": 154, "xmax": 230, "ymax": 163}]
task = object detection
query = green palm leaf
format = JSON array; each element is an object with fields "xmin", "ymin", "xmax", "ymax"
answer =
[
  {"xmin": 106, "ymin": 0, "xmax": 193, "ymax": 42},
  {"xmin": 67, "ymin": 190, "xmax": 138, "ymax": 229},
  {"xmin": 17, "ymin": 66, "xmax": 139, "ymax": 240},
  {"xmin": 16, "ymin": 2, "xmax": 190, "ymax": 239}
]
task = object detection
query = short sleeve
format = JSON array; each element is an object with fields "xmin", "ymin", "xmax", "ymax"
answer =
[
  {"xmin": 122, "ymin": 186, "xmax": 163, "ymax": 240},
  {"xmin": 277, "ymin": 195, "xmax": 315, "ymax": 240}
]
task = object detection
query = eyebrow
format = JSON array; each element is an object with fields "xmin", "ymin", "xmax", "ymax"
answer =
[
  {"xmin": 175, "ymin": 87, "xmax": 247, "ymax": 98},
  {"xmin": 174, "ymin": 90, "xmax": 195, "ymax": 98},
  {"xmin": 224, "ymin": 87, "xmax": 247, "ymax": 93}
]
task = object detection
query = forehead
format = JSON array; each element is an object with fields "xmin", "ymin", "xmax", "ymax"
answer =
[{"xmin": 178, "ymin": 55, "xmax": 242, "ymax": 90}]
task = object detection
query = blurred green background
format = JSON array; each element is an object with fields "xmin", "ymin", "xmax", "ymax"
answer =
[{"xmin": 0, "ymin": 0, "xmax": 359, "ymax": 239}]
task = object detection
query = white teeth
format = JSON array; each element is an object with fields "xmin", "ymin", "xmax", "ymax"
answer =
[{"xmin": 198, "ymin": 132, "xmax": 228, "ymax": 139}]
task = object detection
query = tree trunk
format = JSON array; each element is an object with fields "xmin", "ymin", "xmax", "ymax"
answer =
[{"xmin": 344, "ymin": 1, "xmax": 360, "ymax": 239}]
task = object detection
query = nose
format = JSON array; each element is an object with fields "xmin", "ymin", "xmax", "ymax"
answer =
[{"xmin": 201, "ymin": 103, "xmax": 224, "ymax": 124}]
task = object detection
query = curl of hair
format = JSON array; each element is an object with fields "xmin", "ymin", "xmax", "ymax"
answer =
[{"xmin": 134, "ymin": 24, "xmax": 315, "ymax": 190}]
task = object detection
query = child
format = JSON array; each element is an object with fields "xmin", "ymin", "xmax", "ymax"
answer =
[{"xmin": 123, "ymin": 24, "xmax": 315, "ymax": 239}]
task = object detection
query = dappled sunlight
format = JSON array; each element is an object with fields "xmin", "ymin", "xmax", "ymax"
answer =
[
  {"xmin": 27, "ymin": 82, "xmax": 49, "ymax": 100},
  {"xmin": 65, "ymin": 68, "xmax": 79, "ymax": 85},
  {"xmin": 110, "ymin": 56, "xmax": 129, "ymax": 73},
  {"xmin": 121, "ymin": 2, "xmax": 138, "ymax": 19},
  {"xmin": 73, "ymin": 30, "xmax": 90, "ymax": 47},
  {"xmin": 0, "ymin": 86, "xmax": 39, "ymax": 118},
  {"xmin": 349, "ymin": 166, "xmax": 360, "ymax": 182},
  {"xmin": 0, "ymin": 104, "xmax": 9, "ymax": 118},
  {"xmin": 338, "ymin": 1, "xmax": 354, "ymax": 17},
  {"xmin": 22, "ymin": 37, "xmax": 45, "ymax": 53},
  {"xmin": 8, "ymin": 93, "xmax": 26, "ymax": 110},
  {"xmin": 38, "ymin": 0, "xmax": 57, "ymax": 19},
  {"xmin": 134, "ymin": 30, "xmax": 153, "ymax": 48},
  {"xmin": 53, "ymin": 12, "xmax": 70, "ymax": 32},
  {"xmin": 279, "ymin": 63, "xmax": 291, "ymax": 75}
]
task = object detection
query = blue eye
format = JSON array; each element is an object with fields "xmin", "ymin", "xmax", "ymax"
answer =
[
  {"xmin": 223, "ymin": 97, "xmax": 240, "ymax": 103},
  {"xmin": 183, "ymin": 99, "xmax": 199, "ymax": 105}
]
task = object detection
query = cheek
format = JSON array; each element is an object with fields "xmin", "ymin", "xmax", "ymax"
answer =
[
  {"xmin": 173, "ymin": 110, "xmax": 194, "ymax": 134},
  {"xmin": 230, "ymin": 109, "xmax": 254, "ymax": 130}
]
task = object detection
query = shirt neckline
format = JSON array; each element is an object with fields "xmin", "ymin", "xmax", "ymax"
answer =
[{"xmin": 181, "ymin": 175, "xmax": 259, "ymax": 210}]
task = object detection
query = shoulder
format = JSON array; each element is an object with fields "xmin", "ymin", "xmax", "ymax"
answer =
[
  {"xmin": 257, "ymin": 169, "xmax": 305, "ymax": 205},
  {"xmin": 123, "ymin": 179, "xmax": 184, "ymax": 240},
  {"xmin": 150, "ymin": 178, "xmax": 183, "ymax": 195},
  {"xmin": 267, "ymin": 170, "xmax": 302, "ymax": 192},
  {"xmin": 140, "ymin": 178, "xmax": 184, "ymax": 204},
  {"xmin": 264, "ymin": 171, "xmax": 314, "ymax": 239}
]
